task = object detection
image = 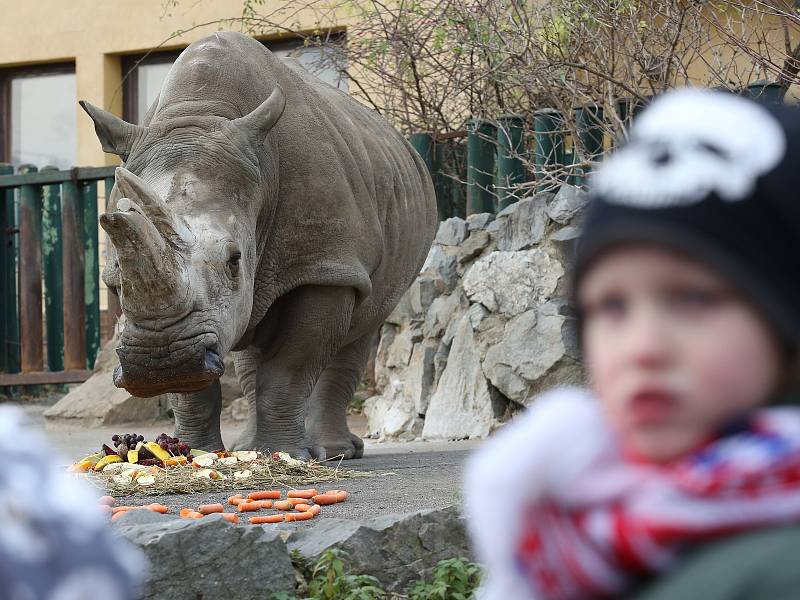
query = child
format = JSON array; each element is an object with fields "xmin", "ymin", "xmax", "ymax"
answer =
[{"xmin": 464, "ymin": 88, "xmax": 800, "ymax": 600}]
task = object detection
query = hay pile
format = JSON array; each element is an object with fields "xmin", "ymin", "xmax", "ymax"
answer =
[{"xmin": 82, "ymin": 455, "xmax": 372, "ymax": 497}]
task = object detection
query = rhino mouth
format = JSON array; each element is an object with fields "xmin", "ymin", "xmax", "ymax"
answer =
[{"xmin": 113, "ymin": 345, "xmax": 225, "ymax": 398}]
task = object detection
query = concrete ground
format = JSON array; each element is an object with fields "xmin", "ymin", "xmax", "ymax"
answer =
[{"xmin": 22, "ymin": 405, "xmax": 483, "ymax": 522}]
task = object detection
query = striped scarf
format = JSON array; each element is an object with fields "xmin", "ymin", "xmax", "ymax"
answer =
[{"xmin": 464, "ymin": 388, "xmax": 800, "ymax": 600}]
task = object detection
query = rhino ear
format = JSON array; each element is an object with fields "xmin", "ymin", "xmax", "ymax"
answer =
[
  {"xmin": 230, "ymin": 85, "xmax": 286, "ymax": 147},
  {"xmin": 79, "ymin": 101, "xmax": 144, "ymax": 160}
]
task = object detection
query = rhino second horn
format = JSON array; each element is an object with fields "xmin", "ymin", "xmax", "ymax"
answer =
[{"xmin": 99, "ymin": 210, "xmax": 190, "ymax": 317}]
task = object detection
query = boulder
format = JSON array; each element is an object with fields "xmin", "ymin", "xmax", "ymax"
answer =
[
  {"xmin": 482, "ymin": 302, "xmax": 568, "ymax": 403},
  {"xmin": 420, "ymin": 244, "xmax": 459, "ymax": 291},
  {"xmin": 488, "ymin": 194, "xmax": 551, "ymax": 251},
  {"xmin": 408, "ymin": 277, "xmax": 443, "ymax": 316},
  {"xmin": 422, "ymin": 316, "xmax": 493, "ymax": 440},
  {"xmin": 115, "ymin": 513, "xmax": 294, "ymax": 600},
  {"xmin": 546, "ymin": 184, "xmax": 589, "ymax": 225},
  {"xmin": 466, "ymin": 212, "xmax": 495, "ymax": 231},
  {"xmin": 423, "ymin": 290, "xmax": 468, "ymax": 339},
  {"xmin": 463, "ymin": 249, "xmax": 563, "ymax": 318},
  {"xmin": 406, "ymin": 342, "xmax": 437, "ymax": 416},
  {"xmin": 286, "ymin": 507, "xmax": 471, "ymax": 593},
  {"xmin": 221, "ymin": 396, "xmax": 249, "ymax": 422},
  {"xmin": 363, "ymin": 381, "xmax": 419, "ymax": 440},
  {"xmin": 457, "ymin": 230, "xmax": 491, "ymax": 264},
  {"xmin": 434, "ymin": 217, "xmax": 468, "ymax": 246},
  {"xmin": 385, "ymin": 326, "xmax": 421, "ymax": 370}
]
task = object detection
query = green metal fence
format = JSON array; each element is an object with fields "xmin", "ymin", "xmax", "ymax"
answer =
[{"xmin": 0, "ymin": 163, "xmax": 115, "ymax": 387}]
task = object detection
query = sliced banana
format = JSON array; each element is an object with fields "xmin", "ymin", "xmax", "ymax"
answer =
[
  {"xmin": 233, "ymin": 469, "xmax": 252, "ymax": 480},
  {"xmin": 192, "ymin": 454, "xmax": 217, "ymax": 468},
  {"xmin": 194, "ymin": 468, "xmax": 226, "ymax": 480},
  {"xmin": 103, "ymin": 462, "xmax": 126, "ymax": 472},
  {"xmin": 231, "ymin": 451, "xmax": 258, "ymax": 462},
  {"xmin": 217, "ymin": 456, "xmax": 238, "ymax": 466},
  {"xmin": 136, "ymin": 474, "xmax": 156, "ymax": 486}
]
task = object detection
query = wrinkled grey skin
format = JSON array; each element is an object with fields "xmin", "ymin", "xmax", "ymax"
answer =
[{"xmin": 80, "ymin": 32, "xmax": 436, "ymax": 459}]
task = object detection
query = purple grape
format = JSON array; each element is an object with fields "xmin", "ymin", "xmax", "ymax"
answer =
[
  {"xmin": 159, "ymin": 440, "xmax": 169, "ymax": 450},
  {"xmin": 111, "ymin": 434, "xmax": 119, "ymax": 443},
  {"xmin": 137, "ymin": 435, "xmax": 145, "ymax": 442}
]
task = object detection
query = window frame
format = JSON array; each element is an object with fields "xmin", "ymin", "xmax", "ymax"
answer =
[{"xmin": 0, "ymin": 62, "xmax": 76, "ymax": 164}]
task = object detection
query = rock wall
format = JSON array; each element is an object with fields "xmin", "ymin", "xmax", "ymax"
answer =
[{"xmin": 365, "ymin": 185, "xmax": 588, "ymax": 441}]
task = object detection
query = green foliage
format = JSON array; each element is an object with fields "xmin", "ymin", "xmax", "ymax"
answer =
[
  {"xmin": 273, "ymin": 550, "xmax": 483, "ymax": 600},
  {"xmin": 406, "ymin": 557, "xmax": 482, "ymax": 600}
]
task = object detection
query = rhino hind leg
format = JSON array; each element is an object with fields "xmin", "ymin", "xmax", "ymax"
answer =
[
  {"xmin": 229, "ymin": 348, "xmax": 259, "ymax": 451},
  {"xmin": 305, "ymin": 329, "xmax": 375, "ymax": 460}
]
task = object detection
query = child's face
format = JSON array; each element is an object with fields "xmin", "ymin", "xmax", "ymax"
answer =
[{"xmin": 579, "ymin": 245, "xmax": 782, "ymax": 463}]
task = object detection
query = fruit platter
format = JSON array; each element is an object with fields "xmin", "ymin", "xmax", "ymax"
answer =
[{"xmin": 69, "ymin": 432, "xmax": 370, "ymax": 497}]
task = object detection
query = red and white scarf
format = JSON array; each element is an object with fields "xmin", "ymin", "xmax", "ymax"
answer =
[{"xmin": 464, "ymin": 387, "xmax": 800, "ymax": 600}]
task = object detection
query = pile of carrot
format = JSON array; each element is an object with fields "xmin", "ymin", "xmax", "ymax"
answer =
[{"xmin": 98, "ymin": 487, "xmax": 348, "ymax": 525}]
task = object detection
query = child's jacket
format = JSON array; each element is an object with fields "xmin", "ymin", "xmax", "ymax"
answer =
[{"xmin": 464, "ymin": 388, "xmax": 800, "ymax": 600}]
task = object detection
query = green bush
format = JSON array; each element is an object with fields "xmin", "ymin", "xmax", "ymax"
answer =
[
  {"xmin": 271, "ymin": 550, "xmax": 482, "ymax": 600},
  {"xmin": 406, "ymin": 557, "xmax": 482, "ymax": 600}
]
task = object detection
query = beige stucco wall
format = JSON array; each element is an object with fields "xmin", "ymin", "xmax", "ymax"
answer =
[{"xmin": 0, "ymin": 0, "xmax": 355, "ymax": 167}]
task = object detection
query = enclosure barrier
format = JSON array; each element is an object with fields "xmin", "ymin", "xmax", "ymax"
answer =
[{"xmin": 0, "ymin": 163, "xmax": 115, "ymax": 387}]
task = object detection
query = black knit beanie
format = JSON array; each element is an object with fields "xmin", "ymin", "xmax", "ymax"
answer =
[{"xmin": 573, "ymin": 88, "xmax": 800, "ymax": 353}]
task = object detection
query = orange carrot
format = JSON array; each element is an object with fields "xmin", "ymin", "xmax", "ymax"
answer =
[
  {"xmin": 285, "ymin": 511, "xmax": 315, "ymax": 522},
  {"xmin": 111, "ymin": 505, "xmax": 138, "ymax": 514},
  {"xmin": 257, "ymin": 500, "xmax": 274, "ymax": 509},
  {"xmin": 311, "ymin": 494, "xmax": 338, "ymax": 506},
  {"xmin": 98, "ymin": 495, "xmax": 116, "ymax": 506},
  {"xmin": 238, "ymin": 502, "xmax": 261, "ymax": 512},
  {"xmin": 286, "ymin": 498, "xmax": 309, "ymax": 507},
  {"xmin": 248, "ymin": 490, "xmax": 281, "ymax": 501},
  {"xmin": 227, "ymin": 494, "xmax": 244, "ymax": 506},
  {"xmin": 250, "ymin": 515, "xmax": 284, "ymax": 524},
  {"xmin": 219, "ymin": 513, "xmax": 239, "ymax": 524},
  {"xmin": 147, "ymin": 503, "xmax": 169, "ymax": 514},
  {"xmin": 306, "ymin": 504, "xmax": 322, "ymax": 516},
  {"xmin": 188, "ymin": 511, "xmax": 204, "ymax": 519},
  {"xmin": 294, "ymin": 503, "xmax": 312, "ymax": 512},
  {"xmin": 273, "ymin": 500, "xmax": 293, "ymax": 511},
  {"xmin": 179, "ymin": 508, "xmax": 194, "ymax": 517},
  {"xmin": 164, "ymin": 455, "xmax": 188, "ymax": 467},
  {"xmin": 287, "ymin": 488, "xmax": 317, "ymax": 499},
  {"xmin": 111, "ymin": 510, "xmax": 129, "ymax": 521},
  {"xmin": 334, "ymin": 490, "xmax": 348, "ymax": 502},
  {"xmin": 198, "ymin": 503, "xmax": 224, "ymax": 515}
]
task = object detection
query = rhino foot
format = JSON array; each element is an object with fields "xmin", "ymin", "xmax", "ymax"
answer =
[{"xmin": 308, "ymin": 431, "xmax": 364, "ymax": 460}]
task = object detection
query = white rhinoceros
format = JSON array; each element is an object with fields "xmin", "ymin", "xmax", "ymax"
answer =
[{"xmin": 80, "ymin": 32, "xmax": 436, "ymax": 459}]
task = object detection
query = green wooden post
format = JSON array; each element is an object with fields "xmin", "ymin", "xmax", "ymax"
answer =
[
  {"xmin": 534, "ymin": 109, "xmax": 565, "ymax": 193},
  {"xmin": 572, "ymin": 103, "xmax": 605, "ymax": 185},
  {"xmin": 467, "ymin": 118, "xmax": 497, "ymax": 215},
  {"xmin": 451, "ymin": 140, "xmax": 467, "ymax": 219},
  {"xmin": 0, "ymin": 163, "xmax": 19, "ymax": 374},
  {"xmin": 410, "ymin": 132, "xmax": 449, "ymax": 222},
  {"xmin": 495, "ymin": 114, "xmax": 526, "ymax": 211},
  {"xmin": 432, "ymin": 141, "xmax": 451, "ymax": 222},
  {"xmin": 81, "ymin": 181, "xmax": 100, "ymax": 369},
  {"xmin": 41, "ymin": 166, "xmax": 64, "ymax": 372}
]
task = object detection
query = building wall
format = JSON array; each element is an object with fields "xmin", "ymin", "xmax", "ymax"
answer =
[{"xmin": 0, "ymin": 0, "xmax": 351, "ymax": 166}]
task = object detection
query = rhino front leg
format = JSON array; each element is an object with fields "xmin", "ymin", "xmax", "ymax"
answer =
[
  {"xmin": 305, "ymin": 329, "xmax": 376, "ymax": 459},
  {"xmin": 168, "ymin": 379, "xmax": 224, "ymax": 451},
  {"xmin": 229, "ymin": 348, "xmax": 260, "ymax": 451},
  {"xmin": 252, "ymin": 285, "xmax": 355, "ymax": 460}
]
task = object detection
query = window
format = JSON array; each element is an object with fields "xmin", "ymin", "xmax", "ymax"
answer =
[
  {"xmin": 122, "ymin": 34, "xmax": 348, "ymax": 124},
  {"xmin": 0, "ymin": 64, "xmax": 77, "ymax": 169}
]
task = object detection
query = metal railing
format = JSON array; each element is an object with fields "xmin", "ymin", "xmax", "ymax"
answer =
[{"xmin": 0, "ymin": 163, "xmax": 116, "ymax": 386}]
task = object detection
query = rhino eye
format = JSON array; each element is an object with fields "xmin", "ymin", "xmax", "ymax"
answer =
[{"xmin": 227, "ymin": 250, "xmax": 241, "ymax": 278}]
